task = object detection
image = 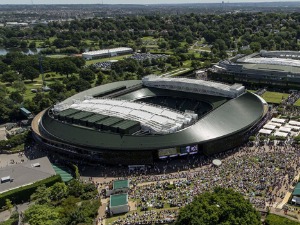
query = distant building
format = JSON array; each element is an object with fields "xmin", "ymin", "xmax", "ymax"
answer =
[
  {"xmin": 210, "ymin": 50, "xmax": 300, "ymax": 88},
  {"xmin": 5, "ymin": 22, "xmax": 28, "ymax": 27},
  {"xmin": 82, "ymin": 47, "xmax": 133, "ymax": 60}
]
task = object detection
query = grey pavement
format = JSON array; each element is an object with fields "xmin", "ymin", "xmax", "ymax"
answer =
[{"xmin": 0, "ymin": 202, "xmax": 33, "ymax": 222}]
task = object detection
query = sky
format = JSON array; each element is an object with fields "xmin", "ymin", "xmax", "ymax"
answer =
[{"xmin": 1, "ymin": 0, "xmax": 300, "ymax": 4}]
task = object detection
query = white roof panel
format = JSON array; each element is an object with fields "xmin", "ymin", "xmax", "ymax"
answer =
[
  {"xmin": 274, "ymin": 131, "xmax": 288, "ymax": 137},
  {"xmin": 65, "ymin": 97, "xmax": 197, "ymax": 134},
  {"xmin": 289, "ymin": 120, "xmax": 300, "ymax": 126},
  {"xmin": 263, "ymin": 124, "xmax": 276, "ymax": 130},
  {"xmin": 279, "ymin": 127, "xmax": 292, "ymax": 133},
  {"xmin": 267, "ymin": 122, "xmax": 281, "ymax": 127},
  {"xmin": 271, "ymin": 118, "xmax": 286, "ymax": 124},
  {"xmin": 259, "ymin": 129, "xmax": 272, "ymax": 135}
]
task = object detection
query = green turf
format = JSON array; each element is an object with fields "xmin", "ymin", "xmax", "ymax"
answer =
[
  {"xmin": 52, "ymin": 164, "xmax": 73, "ymax": 182},
  {"xmin": 262, "ymin": 91, "xmax": 289, "ymax": 104},
  {"xmin": 294, "ymin": 99, "xmax": 300, "ymax": 107},
  {"xmin": 265, "ymin": 214, "xmax": 300, "ymax": 225},
  {"xmin": 85, "ymin": 54, "xmax": 133, "ymax": 65},
  {"xmin": 1, "ymin": 72, "xmax": 66, "ymax": 100}
]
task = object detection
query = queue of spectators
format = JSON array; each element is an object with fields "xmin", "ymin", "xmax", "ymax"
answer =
[{"xmin": 286, "ymin": 91, "xmax": 300, "ymax": 105}]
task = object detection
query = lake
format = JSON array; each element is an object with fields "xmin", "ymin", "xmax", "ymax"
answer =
[{"xmin": 0, "ymin": 48, "xmax": 43, "ymax": 56}]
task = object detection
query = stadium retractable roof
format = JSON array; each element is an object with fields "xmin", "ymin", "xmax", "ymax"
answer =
[
  {"xmin": 54, "ymin": 98, "xmax": 197, "ymax": 134},
  {"xmin": 142, "ymin": 75, "xmax": 245, "ymax": 98}
]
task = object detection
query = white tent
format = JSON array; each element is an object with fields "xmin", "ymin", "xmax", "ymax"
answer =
[
  {"xmin": 274, "ymin": 131, "xmax": 288, "ymax": 137},
  {"xmin": 259, "ymin": 129, "xmax": 272, "ymax": 135},
  {"xmin": 284, "ymin": 124, "xmax": 300, "ymax": 131},
  {"xmin": 263, "ymin": 124, "xmax": 276, "ymax": 130},
  {"xmin": 267, "ymin": 122, "xmax": 281, "ymax": 127},
  {"xmin": 289, "ymin": 120, "xmax": 300, "ymax": 127},
  {"xmin": 279, "ymin": 127, "xmax": 292, "ymax": 133},
  {"xmin": 271, "ymin": 118, "xmax": 286, "ymax": 124}
]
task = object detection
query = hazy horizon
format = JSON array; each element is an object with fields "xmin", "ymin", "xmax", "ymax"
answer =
[{"xmin": 1, "ymin": 0, "xmax": 300, "ymax": 5}]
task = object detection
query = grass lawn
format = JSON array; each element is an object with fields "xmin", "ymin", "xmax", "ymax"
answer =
[
  {"xmin": 265, "ymin": 214, "xmax": 300, "ymax": 225},
  {"xmin": 85, "ymin": 54, "xmax": 133, "ymax": 66},
  {"xmin": 1, "ymin": 72, "xmax": 66, "ymax": 101},
  {"xmin": 46, "ymin": 54, "xmax": 68, "ymax": 58},
  {"xmin": 294, "ymin": 99, "xmax": 300, "ymax": 107},
  {"xmin": 261, "ymin": 91, "xmax": 289, "ymax": 104}
]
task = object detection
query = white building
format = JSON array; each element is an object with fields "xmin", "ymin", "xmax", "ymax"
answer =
[
  {"xmin": 142, "ymin": 75, "xmax": 245, "ymax": 98},
  {"xmin": 82, "ymin": 47, "xmax": 133, "ymax": 60}
]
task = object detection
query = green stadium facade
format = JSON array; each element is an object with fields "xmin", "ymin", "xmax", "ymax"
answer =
[{"xmin": 31, "ymin": 77, "xmax": 268, "ymax": 165}]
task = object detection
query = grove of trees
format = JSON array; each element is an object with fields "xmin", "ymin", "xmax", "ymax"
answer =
[{"xmin": 175, "ymin": 188, "xmax": 261, "ymax": 225}]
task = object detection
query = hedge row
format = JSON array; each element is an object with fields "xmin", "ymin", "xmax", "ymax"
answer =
[{"xmin": 0, "ymin": 175, "xmax": 62, "ymax": 208}]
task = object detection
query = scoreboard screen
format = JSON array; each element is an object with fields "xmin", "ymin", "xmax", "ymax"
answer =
[
  {"xmin": 158, "ymin": 148, "xmax": 178, "ymax": 158},
  {"xmin": 180, "ymin": 145, "xmax": 198, "ymax": 155}
]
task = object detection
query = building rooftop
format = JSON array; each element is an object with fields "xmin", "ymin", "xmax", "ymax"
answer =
[
  {"xmin": 293, "ymin": 183, "xmax": 300, "ymax": 196},
  {"xmin": 110, "ymin": 194, "xmax": 128, "ymax": 207},
  {"xmin": 82, "ymin": 47, "xmax": 132, "ymax": 56},
  {"xmin": 0, "ymin": 157, "xmax": 56, "ymax": 194},
  {"xmin": 58, "ymin": 98, "xmax": 197, "ymax": 134},
  {"xmin": 113, "ymin": 180, "xmax": 129, "ymax": 190},
  {"xmin": 142, "ymin": 75, "xmax": 245, "ymax": 98}
]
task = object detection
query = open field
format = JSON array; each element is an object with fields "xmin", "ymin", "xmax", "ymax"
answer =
[
  {"xmin": 262, "ymin": 91, "xmax": 289, "ymax": 104},
  {"xmin": 161, "ymin": 68, "xmax": 192, "ymax": 77},
  {"xmin": 85, "ymin": 54, "xmax": 133, "ymax": 66},
  {"xmin": 294, "ymin": 99, "xmax": 300, "ymax": 107},
  {"xmin": 1, "ymin": 72, "xmax": 66, "ymax": 101}
]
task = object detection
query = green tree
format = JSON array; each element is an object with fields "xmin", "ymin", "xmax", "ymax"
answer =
[
  {"xmin": 29, "ymin": 41, "xmax": 36, "ymax": 49},
  {"xmin": 79, "ymin": 68, "xmax": 96, "ymax": 83},
  {"xmin": 175, "ymin": 188, "xmax": 261, "ymax": 225},
  {"xmin": 49, "ymin": 182, "xmax": 68, "ymax": 201},
  {"xmin": 0, "ymin": 61, "xmax": 8, "ymax": 74},
  {"xmin": 30, "ymin": 184, "xmax": 51, "ymax": 205},
  {"xmin": 10, "ymin": 91, "xmax": 23, "ymax": 104},
  {"xmin": 24, "ymin": 204, "xmax": 60, "ymax": 225},
  {"xmin": 58, "ymin": 60, "xmax": 78, "ymax": 78},
  {"xmin": 1, "ymin": 71, "xmax": 19, "ymax": 84},
  {"xmin": 96, "ymin": 72, "xmax": 105, "ymax": 85},
  {"xmin": 22, "ymin": 66, "xmax": 40, "ymax": 82},
  {"xmin": 20, "ymin": 40, "xmax": 28, "ymax": 48},
  {"xmin": 5, "ymin": 199, "xmax": 13, "ymax": 215},
  {"xmin": 12, "ymin": 80, "xmax": 26, "ymax": 93}
]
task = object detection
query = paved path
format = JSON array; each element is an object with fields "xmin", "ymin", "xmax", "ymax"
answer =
[
  {"xmin": 0, "ymin": 202, "xmax": 33, "ymax": 222},
  {"xmin": 277, "ymin": 172, "xmax": 300, "ymax": 209}
]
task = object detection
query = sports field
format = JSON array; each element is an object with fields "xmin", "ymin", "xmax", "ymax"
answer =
[{"xmin": 261, "ymin": 91, "xmax": 289, "ymax": 104}]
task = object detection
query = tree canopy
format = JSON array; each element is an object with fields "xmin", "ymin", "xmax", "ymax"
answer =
[{"xmin": 175, "ymin": 188, "xmax": 261, "ymax": 225}]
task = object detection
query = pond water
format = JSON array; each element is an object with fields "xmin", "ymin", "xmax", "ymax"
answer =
[{"xmin": 0, "ymin": 48, "xmax": 43, "ymax": 56}]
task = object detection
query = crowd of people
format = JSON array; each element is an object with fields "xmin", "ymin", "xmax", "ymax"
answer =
[
  {"xmin": 91, "ymin": 61, "xmax": 115, "ymax": 70},
  {"xmin": 129, "ymin": 53, "xmax": 168, "ymax": 61},
  {"xmin": 98, "ymin": 142, "xmax": 300, "ymax": 224},
  {"xmin": 284, "ymin": 91, "xmax": 300, "ymax": 105},
  {"xmin": 110, "ymin": 209, "xmax": 178, "ymax": 225}
]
